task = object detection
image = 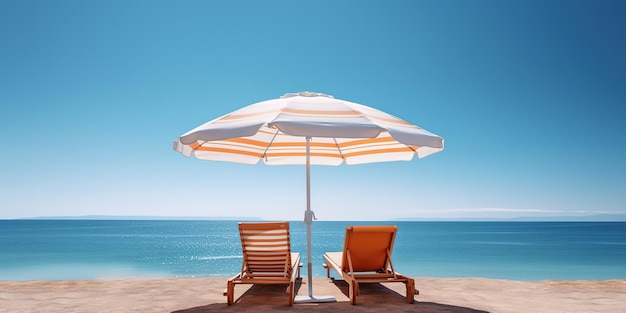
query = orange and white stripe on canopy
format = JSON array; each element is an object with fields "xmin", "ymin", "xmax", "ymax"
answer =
[{"xmin": 173, "ymin": 92, "xmax": 444, "ymax": 165}]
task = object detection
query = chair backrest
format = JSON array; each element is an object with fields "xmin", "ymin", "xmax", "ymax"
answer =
[
  {"xmin": 341, "ymin": 225, "xmax": 397, "ymax": 273},
  {"xmin": 238, "ymin": 222, "xmax": 292, "ymax": 275}
]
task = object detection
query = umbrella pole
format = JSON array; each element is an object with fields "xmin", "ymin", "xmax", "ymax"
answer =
[
  {"xmin": 294, "ymin": 137, "xmax": 336, "ymax": 304},
  {"xmin": 305, "ymin": 136, "xmax": 314, "ymax": 297}
]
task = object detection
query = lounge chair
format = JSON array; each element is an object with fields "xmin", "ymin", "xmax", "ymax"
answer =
[
  {"xmin": 322, "ymin": 225, "xmax": 417, "ymax": 304},
  {"xmin": 224, "ymin": 221, "xmax": 301, "ymax": 305}
]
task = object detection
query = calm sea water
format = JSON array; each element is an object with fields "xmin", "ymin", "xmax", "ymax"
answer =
[{"xmin": 1, "ymin": 220, "xmax": 625, "ymax": 281}]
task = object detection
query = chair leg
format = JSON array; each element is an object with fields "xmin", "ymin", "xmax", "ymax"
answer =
[
  {"xmin": 287, "ymin": 282, "xmax": 294, "ymax": 306},
  {"xmin": 226, "ymin": 280, "xmax": 234, "ymax": 305},
  {"xmin": 405, "ymin": 279, "xmax": 415, "ymax": 304},
  {"xmin": 323, "ymin": 263, "xmax": 330, "ymax": 278},
  {"xmin": 348, "ymin": 281, "xmax": 359, "ymax": 305}
]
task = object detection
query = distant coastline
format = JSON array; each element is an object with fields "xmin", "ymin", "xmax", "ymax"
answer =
[
  {"xmin": 392, "ymin": 214, "xmax": 626, "ymax": 222},
  {"xmin": 9, "ymin": 214, "xmax": 626, "ymax": 222},
  {"xmin": 16, "ymin": 215, "xmax": 264, "ymax": 221}
]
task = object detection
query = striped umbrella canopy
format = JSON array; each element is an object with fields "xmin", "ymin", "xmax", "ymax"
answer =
[
  {"xmin": 174, "ymin": 91, "xmax": 444, "ymax": 165},
  {"xmin": 173, "ymin": 91, "xmax": 444, "ymax": 302}
]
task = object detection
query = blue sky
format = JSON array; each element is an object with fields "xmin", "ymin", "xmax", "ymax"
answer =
[{"xmin": 1, "ymin": 0, "xmax": 624, "ymax": 220}]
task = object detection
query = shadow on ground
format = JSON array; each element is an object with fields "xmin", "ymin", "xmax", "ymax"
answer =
[{"xmin": 173, "ymin": 279, "xmax": 488, "ymax": 313}]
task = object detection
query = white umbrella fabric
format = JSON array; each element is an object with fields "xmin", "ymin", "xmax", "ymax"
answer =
[{"xmin": 173, "ymin": 91, "xmax": 444, "ymax": 303}]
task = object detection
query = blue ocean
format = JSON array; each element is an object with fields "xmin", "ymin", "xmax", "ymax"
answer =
[{"xmin": 1, "ymin": 220, "xmax": 625, "ymax": 281}]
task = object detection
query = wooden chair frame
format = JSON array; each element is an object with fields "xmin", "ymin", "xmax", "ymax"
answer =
[
  {"xmin": 323, "ymin": 225, "xmax": 417, "ymax": 304},
  {"xmin": 224, "ymin": 222, "xmax": 300, "ymax": 305}
]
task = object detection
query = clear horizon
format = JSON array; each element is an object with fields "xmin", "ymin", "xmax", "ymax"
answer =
[
  {"xmin": 1, "ymin": 1, "xmax": 625, "ymax": 221},
  {"xmin": 8, "ymin": 213, "xmax": 626, "ymax": 222}
]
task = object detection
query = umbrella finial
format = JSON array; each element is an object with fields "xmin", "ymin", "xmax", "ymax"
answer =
[{"xmin": 280, "ymin": 91, "xmax": 334, "ymax": 99}]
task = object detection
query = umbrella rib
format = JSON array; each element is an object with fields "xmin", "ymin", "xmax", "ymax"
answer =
[
  {"xmin": 194, "ymin": 140, "xmax": 209, "ymax": 152},
  {"xmin": 332, "ymin": 138, "xmax": 345, "ymax": 160},
  {"xmin": 262, "ymin": 129, "xmax": 280, "ymax": 161}
]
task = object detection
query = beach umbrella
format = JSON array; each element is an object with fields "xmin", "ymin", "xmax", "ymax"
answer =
[{"xmin": 173, "ymin": 91, "xmax": 444, "ymax": 303}]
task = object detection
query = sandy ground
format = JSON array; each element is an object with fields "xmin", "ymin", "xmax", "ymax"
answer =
[{"xmin": 1, "ymin": 277, "xmax": 625, "ymax": 313}]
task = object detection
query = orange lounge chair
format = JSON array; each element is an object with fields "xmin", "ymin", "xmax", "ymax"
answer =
[
  {"xmin": 224, "ymin": 221, "xmax": 301, "ymax": 305},
  {"xmin": 322, "ymin": 225, "xmax": 417, "ymax": 304}
]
